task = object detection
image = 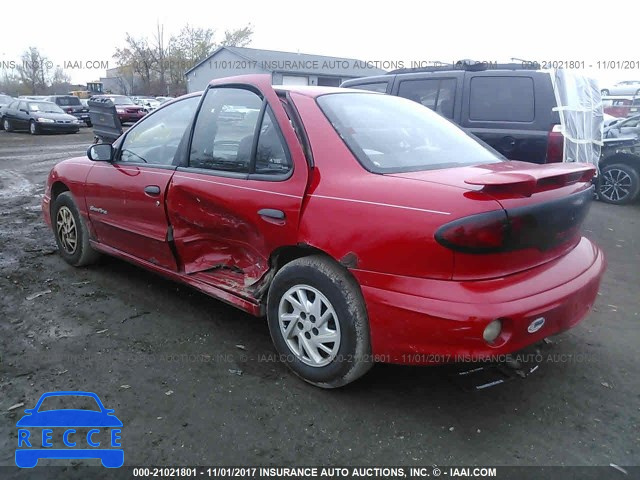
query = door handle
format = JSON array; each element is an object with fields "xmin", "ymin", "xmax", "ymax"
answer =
[
  {"xmin": 144, "ymin": 185, "xmax": 161, "ymax": 196},
  {"xmin": 258, "ymin": 208, "xmax": 285, "ymax": 220}
]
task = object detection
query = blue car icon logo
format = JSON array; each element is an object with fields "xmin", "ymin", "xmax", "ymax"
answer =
[{"xmin": 15, "ymin": 391, "xmax": 123, "ymax": 468}]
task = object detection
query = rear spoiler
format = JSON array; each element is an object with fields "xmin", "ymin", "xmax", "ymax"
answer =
[{"xmin": 465, "ymin": 163, "xmax": 596, "ymax": 197}]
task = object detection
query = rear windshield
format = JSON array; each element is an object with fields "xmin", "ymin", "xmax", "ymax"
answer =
[
  {"xmin": 55, "ymin": 96, "xmax": 81, "ymax": 106},
  {"xmin": 317, "ymin": 93, "xmax": 501, "ymax": 173}
]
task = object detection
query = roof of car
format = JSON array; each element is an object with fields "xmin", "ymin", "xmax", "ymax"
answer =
[{"xmin": 274, "ymin": 85, "xmax": 378, "ymax": 97}]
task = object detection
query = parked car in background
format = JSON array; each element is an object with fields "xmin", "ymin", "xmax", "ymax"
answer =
[
  {"xmin": 603, "ymin": 113, "xmax": 623, "ymax": 129},
  {"xmin": 602, "ymin": 96, "xmax": 636, "ymax": 118},
  {"xmin": 0, "ymin": 94, "xmax": 13, "ymax": 107},
  {"xmin": 41, "ymin": 75, "xmax": 606, "ymax": 388},
  {"xmin": 43, "ymin": 95, "xmax": 92, "ymax": 126},
  {"xmin": 601, "ymin": 80, "xmax": 640, "ymax": 97},
  {"xmin": 342, "ymin": 61, "xmax": 568, "ymax": 164},
  {"xmin": 18, "ymin": 95, "xmax": 47, "ymax": 101},
  {"xmin": 133, "ymin": 96, "xmax": 156, "ymax": 105},
  {"xmin": 598, "ymin": 137, "xmax": 640, "ymax": 204},
  {"xmin": 2, "ymin": 100, "xmax": 80, "ymax": 134},
  {"xmin": 0, "ymin": 94, "xmax": 14, "ymax": 129},
  {"xmin": 603, "ymin": 115, "xmax": 640, "ymax": 139},
  {"xmin": 140, "ymin": 98, "xmax": 161, "ymax": 113},
  {"xmin": 156, "ymin": 96, "xmax": 174, "ymax": 104},
  {"xmin": 91, "ymin": 95, "xmax": 146, "ymax": 124},
  {"xmin": 628, "ymin": 97, "xmax": 640, "ymax": 117}
]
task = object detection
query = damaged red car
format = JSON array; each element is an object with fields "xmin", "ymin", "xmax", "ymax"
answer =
[{"xmin": 42, "ymin": 75, "xmax": 606, "ymax": 388}]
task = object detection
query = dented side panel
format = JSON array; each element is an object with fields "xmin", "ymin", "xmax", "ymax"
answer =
[{"xmin": 166, "ymin": 174, "xmax": 304, "ymax": 284}]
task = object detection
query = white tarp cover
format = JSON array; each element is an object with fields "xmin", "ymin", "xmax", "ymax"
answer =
[{"xmin": 550, "ymin": 69, "xmax": 603, "ymax": 169}]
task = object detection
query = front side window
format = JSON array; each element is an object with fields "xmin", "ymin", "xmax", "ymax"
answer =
[
  {"xmin": 118, "ymin": 96, "xmax": 199, "ymax": 165},
  {"xmin": 318, "ymin": 93, "xmax": 501, "ymax": 174}
]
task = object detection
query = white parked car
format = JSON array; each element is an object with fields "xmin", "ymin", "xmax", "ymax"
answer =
[{"xmin": 601, "ymin": 80, "xmax": 640, "ymax": 96}]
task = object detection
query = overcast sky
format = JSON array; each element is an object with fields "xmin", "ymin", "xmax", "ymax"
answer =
[{"xmin": 2, "ymin": 0, "xmax": 639, "ymax": 87}]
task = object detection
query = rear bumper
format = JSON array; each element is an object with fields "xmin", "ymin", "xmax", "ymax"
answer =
[{"xmin": 353, "ymin": 237, "xmax": 606, "ymax": 364}]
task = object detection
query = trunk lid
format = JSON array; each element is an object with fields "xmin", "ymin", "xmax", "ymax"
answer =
[{"xmin": 388, "ymin": 161, "xmax": 596, "ymax": 280}]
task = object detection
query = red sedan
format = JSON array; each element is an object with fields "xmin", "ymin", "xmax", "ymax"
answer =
[{"xmin": 42, "ymin": 75, "xmax": 606, "ymax": 388}]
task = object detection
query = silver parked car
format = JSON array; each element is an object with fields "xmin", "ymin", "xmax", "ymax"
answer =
[
  {"xmin": 604, "ymin": 115, "xmax": 640, "ymax": 139},
  {"xmin": 601, "ymin": 80, "xmax": 640, "ymax": 96}
]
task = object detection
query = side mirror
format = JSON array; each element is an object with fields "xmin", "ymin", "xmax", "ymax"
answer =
[{"xmin": 87, "ymin": 144, "xmax": 114, "ymax": 162}]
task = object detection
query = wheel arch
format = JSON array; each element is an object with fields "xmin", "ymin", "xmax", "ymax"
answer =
[
  {"xmin": 253, "ymin": 244, "xmax": 361, "ymax": 306},
  {"xmin": 600, "ymin": 152, "xmax": 640, "ymax": 171},
  {"xmin": 51, "ymin": 181, "xmax": 70, "ymax": 202}
]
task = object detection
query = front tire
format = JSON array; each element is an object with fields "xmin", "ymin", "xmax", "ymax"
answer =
[
  {"xmin": 601, "ymin": 89, "xmax": 610, "ymax": 96},
  {"xmin": 52, "ymin": 192, "xmax": 100, "ymax": 266},
  {"xmin": 598, "ymin": 163, "xmax": 640, "ymax": 204},
  {"xmin": 267, "ymin": 255, "xmax": 372, "ymax": 388},
  {"xmin": 4, "ymin": 118, "xmax": 12, "ymax": 132},
  {"xmin": 29, "ymin": 120, "xmax": 39, "ymax": 135}
]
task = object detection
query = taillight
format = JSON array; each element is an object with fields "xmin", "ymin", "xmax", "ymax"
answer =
[
  {"xmin": 546, "ymin": 124, "xmax": 563, "ymax": 163},
  {"xmin": 435, "ymin": 210, "xmax": 508, "ymax": 253},
  {"xmin": 436, "ymin": 187, "xmax": 592, "ymax": 254}
]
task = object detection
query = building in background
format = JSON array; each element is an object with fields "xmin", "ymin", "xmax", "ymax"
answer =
[
  {"xmin": 185, "ymin": 46, "xmax": 386, "ymax": 93},
  {"xmin": 100, "ymin": 67, "xmax": 142, "ymax": 95}
]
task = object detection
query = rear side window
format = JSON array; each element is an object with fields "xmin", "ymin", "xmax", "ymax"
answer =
[
  {"xmin": 189, "ymin": 89, "xmax": 292, "ymax": 177},
  {"xmin": 398, "ymin": 78, "xmax": 456, "ymax": 119},
  {"xmin": 189, "ymin": 88, "xmax": 263, "ymax": 174},
  {"xmin": 55, "ymin": 96, "xmax": 81, "ymax": 106},
  {"xmin": 352, "ymin": 82, "xmax": 389, "ymax": 93},
  {"xmin": 469, "ymin": 76, "xmax": 535, "ymax": 122}
]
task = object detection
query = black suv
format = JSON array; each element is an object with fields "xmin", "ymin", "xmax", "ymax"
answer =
[
  {"xmin": 341, "ymin": 61, "xmax": 563, "ymax": 164},
  {"xmin": 43, "ymin": 95, "xmax": 91, "ymax": 126}
]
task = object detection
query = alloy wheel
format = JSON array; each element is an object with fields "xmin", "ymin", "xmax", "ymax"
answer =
[
  {"xmin": 56, "ymin": 206, "xmax": 78, "ymax": 254},
  {"xmin": 278, "ymin": 284, "xmax": 341, "ymax": 367},
  {"xmin": 600, "ymin": 168, "xmax": 633, "ymax": 203}
]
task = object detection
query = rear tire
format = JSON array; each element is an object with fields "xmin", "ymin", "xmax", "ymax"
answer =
[
  {"xmin": 267, "ymin": 255, "xmax": 372, "ymax": 388},
  {"xmin": 52, "ymin": 192, "xmax": 101, "ymax": 266},
  {"xmin": 598, "ymin": 163, "xmax": 640, "ymax": 204}
]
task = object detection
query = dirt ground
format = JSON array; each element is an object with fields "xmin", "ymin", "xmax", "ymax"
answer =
[{"xmin": 0, "ymin": 129, "xmax": 638, "ymax": 476}]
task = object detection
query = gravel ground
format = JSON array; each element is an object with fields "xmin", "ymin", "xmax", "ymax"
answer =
[{"xmin": 0, "ymin": 129, "xmax": 638, "ymax": 477}]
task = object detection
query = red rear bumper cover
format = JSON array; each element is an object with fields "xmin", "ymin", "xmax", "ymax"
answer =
[{"xmin": 352, "ymin": 237, "xmax": 606, "ymax": 364}]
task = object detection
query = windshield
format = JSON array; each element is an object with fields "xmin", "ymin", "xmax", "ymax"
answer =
[
  {"xmin": 56, "ymin": 96, "xmax": 81, "ymax": 106},
  {"xmin": 28, "ymin": 102, "xmax": 64, "ymax": 114},
  {"xmin": 317, "ymin": 93, "xmax": 501, "ymax": 173},
  {"xmin": 110, "ymin": 96, "xmax": 135, "ymax": 105}
]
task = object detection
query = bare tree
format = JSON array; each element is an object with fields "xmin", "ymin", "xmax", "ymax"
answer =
[
  {"xmin": 16, "ymin": 47, "xmax": 49, "ymax": 94},
  {"xmin": 220, "ymin": 25, "xmax": 254, "ymax": 47},
  {"xmin": 114, "ymin": 22, "xmax": 254, "ymax": 95},
  {"xmin": 114, "ymin": 35, "xmax": 155, "ymax": 94}
]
